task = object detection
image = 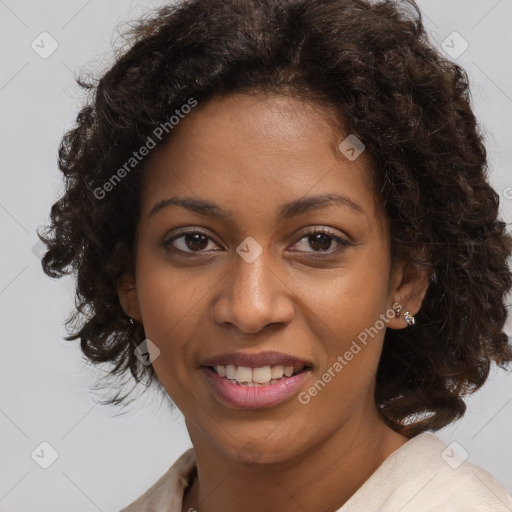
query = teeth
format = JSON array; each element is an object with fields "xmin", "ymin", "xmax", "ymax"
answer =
[
  {"xmin": 225, "ymin": 364, "xmax": 236, "ymax": 379},
  {"xmin": 213, "ymin": 364, "xmax": 300, "ymax": 383},
  {"xmin": 284, "ymin": 366, "xmax": 294, "ymax": 377},
  {"xmin": 235, "ymin": 366, "xmax": 253, "ymax": 383},
  {"xmin": 271, "ymin": 365, "xmax": 284, "ymax": 379},
  {"xmin": 252, "ymin": 366, "xmax": 272, "ymax": 383}
]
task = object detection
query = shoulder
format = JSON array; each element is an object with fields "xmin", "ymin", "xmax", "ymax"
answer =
[
  {"xmin": 382, "ymin": 463, "xmax": 512, "ymax": 512},
  {"xmin": 340, "ymin": 433, "xmax": 512, "ymax": 512},
  {"xmin": 119, "ymin": 448, "xmax": 196, "ymax": 512}
]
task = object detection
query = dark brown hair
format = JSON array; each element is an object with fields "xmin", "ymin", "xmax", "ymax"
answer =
[{"xmin": 40, "ymin": 0, "xmax": 512, "ymax": 436}]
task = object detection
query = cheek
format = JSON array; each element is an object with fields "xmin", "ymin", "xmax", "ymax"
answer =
[
  {"xmin": 301, "ymin": 245, "xmax": 392, "ymax": 341},
  {"xmin": 134, "ymin": 251, "xmax": 213, "ymax": 377},
  {"xmin": 298, "ymin": 246, "xmax": 392, "ymax": 396},
  {"xmin": 294, "ymin": 266, "xmax": 391, "ymax": 431}
]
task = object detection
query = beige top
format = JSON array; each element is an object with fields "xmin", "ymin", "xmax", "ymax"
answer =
[{"xmin": 120, "ymin": 433, "xmax": 512, "ymax": 511}]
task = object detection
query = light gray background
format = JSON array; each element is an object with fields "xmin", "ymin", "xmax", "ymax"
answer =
[{"xmin": 1, "ymin": 1, "xmax": 511, "ymax": 510}]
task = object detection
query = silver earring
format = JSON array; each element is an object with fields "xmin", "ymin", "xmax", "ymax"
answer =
[
  {"xmin": 393, "ymin": 304, "xmax": 403, "ymax": 317},
  {"xmin": 403, "ymin": 310, "xmax": 415, "ymax": 326},
  {"xmin": 129, "ymin": 317, "xmax": 135, "ymax": 325}
]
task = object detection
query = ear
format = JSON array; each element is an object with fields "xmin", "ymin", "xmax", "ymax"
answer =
[
  {"xmin": 117, "ymin": 273, "xmax": 142, "ymax": 322},
  {"xmin": 386, "ymin": 257, "xmax": 430, "ymax": 330}
]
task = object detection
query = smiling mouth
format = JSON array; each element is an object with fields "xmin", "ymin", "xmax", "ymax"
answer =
[{"xmin": 205, "ymin": 363, "xmax": 311, "ymax": 387}]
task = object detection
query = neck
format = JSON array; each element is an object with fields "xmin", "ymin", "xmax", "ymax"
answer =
[{"xmin": 181, "ymin": 399, "xmax": 409, "ymax": 512}]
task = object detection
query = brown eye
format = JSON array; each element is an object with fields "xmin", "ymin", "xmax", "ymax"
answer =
[
  {"xmin": 182, "ymin": 233, "xmax": 209, "ymax": 251},
  {"xmin": 307, "ymin": 233, "xmax": 335, "ymax": 251},
  {"xmin": 164, "ymin": 230, "xmax": 219, "ymax": 254},
  {"xmin": 163, "ymin": 227, "xmax": 351, "ymax": 257},
  {"xmin": 291, "ymin": 228, "xmax": 351, "ymax": 255}
]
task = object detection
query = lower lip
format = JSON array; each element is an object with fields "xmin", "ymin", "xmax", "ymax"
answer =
[{"xmin": 202, "ymin": 367, "xmax": 311, "ymax": 409}]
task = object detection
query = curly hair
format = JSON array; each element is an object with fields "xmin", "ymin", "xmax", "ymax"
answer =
[{"xmin": 40, "ymin": 0, "xmax": 512, "ymax": 436}]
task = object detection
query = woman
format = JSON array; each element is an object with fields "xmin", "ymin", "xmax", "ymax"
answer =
[{"xmin": 40, "ymin": 0, "xmax": 512, "ymax": 510}]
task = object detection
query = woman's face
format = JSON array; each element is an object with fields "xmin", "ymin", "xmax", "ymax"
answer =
[{"xmin": 120, "ymin": 92, "xmax": 421, "ymax": 463}]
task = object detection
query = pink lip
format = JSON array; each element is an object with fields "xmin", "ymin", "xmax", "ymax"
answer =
[
  {"xmin": 200, "ymin": 350, "xmax": 312, "ymax": 370},
  {"xmin": 202, "ymin": 366, "xmax": 311, "ymax": 409}
]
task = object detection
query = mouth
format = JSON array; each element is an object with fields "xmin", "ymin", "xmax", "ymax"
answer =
[
  {"xmin": 201, "ymin": 363, "xmax": 312, "ymax": 409},
  {"xmin": 204, "ymin": 363, "xmax": 312, "ymax": 387},
  {"xmin": 199, "ymin": 350, "xmax": 313, "ymax": 408}
]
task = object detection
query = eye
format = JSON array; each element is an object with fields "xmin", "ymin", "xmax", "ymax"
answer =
[
  {"xmin": 290, "ymin": 228, "xmax": 352, "ymax": 255},
  {"xmin": 163, "ymin": 229, "xmax": 220, "ymax": 254},
  {"xmin": 163, "ymin": 227, "xmax": 352, "ymax": 256}
]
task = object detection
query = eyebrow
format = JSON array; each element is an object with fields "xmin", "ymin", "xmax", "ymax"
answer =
[{"xmin": 148, "ymin": 193, "xmax": 366, "ymax": 221}]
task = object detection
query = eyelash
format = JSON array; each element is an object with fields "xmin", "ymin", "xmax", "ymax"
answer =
[{"xmin": 162, "ymin": 227, "xmax": 352, "ymax": 257}]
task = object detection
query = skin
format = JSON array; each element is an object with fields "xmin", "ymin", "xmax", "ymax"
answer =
[{"xmin": 118, "ymin": 92, "xmax": 429, "ymax": 512}]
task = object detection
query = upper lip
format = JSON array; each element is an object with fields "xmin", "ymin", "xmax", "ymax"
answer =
[{"xmin": 201, "ymin": 350, "xmax": 312, "ymax": 371}]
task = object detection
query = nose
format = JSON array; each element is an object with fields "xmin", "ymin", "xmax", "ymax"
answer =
[{"xmin": 210, "ymin": 252, "xmax": 295, "ymax": 334}]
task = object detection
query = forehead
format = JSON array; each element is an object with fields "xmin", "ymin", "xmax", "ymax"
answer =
[{"xmin": 140, "ymin": 92, "xmax": 382, "ymax": 227}]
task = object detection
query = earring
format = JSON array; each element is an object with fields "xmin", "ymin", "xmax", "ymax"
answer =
[
  {"xmin": 393, "ymin": 304, "xmax": 403, "ymax": 317},
  {"xmin": 403, "ymin": 310, "xmax": 415, "ymax": 326},
  {"xmin": 129, "ymin": 317, "xmax": 135, "ymax": 325}
]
